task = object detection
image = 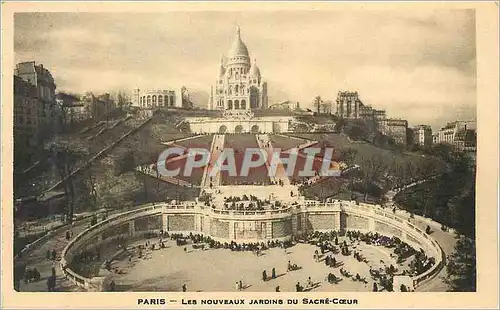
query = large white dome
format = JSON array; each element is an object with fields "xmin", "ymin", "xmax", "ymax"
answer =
[{"xmin": 228, "ymin": 26, "xmax": 250, "ymax": 59}]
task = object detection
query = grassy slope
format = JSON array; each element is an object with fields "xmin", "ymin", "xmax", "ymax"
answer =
[{"xmin": 286, "ymin": 133, "xmax": 446, "ymax": 201}]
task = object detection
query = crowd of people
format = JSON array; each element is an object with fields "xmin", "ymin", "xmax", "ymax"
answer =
[
  {"xmin": 221, "ymin": 196, "xmax": 289, "ymax": 212},
  {"xmin": 298, "ymin": 229, "xmax": 431, "ymax": 292},
  {"xmin": 168, "ymin": 232, "xmax": 294, "ymax": 253},
  {"xmin": 61, "ymin": 223, "xmax": 434, "ymax": 293}
]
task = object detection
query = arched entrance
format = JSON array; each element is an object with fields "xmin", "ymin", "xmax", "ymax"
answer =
[
  {"xmin": 235, "ymin": 100, "xmax": 240, "ymax": 110},
  {"xmin": 241, "ymin": 100, "xmax": 247, "ymax": 110},
  {"xmin": 251, "ymin": 125, "xmax": 260, "ymax": 134},
  {"xmin": 227, "ymin": 100, "xmax": 233, "ymax": 110},
  {"xmin": 273, "ymin": 123, "xmax": 281, "ymax": 133},
  {"xmin": 219, "ymin": 125, "xmax": 227, "ymax": 134},
  {"xmin": 234, "ymin": 125, "xmax": 244, "ymax": 134}
]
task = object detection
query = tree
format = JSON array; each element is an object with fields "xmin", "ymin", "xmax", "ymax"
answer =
[
  {"xmin": 358, "ymin": 154, "xmax": 388, "ymax": 201},
  {"xmin": 313, "ymin": 96, "xmax": 322, "ymax": 114},
  {"xmin": 339, "ymin": 148, "xmax": 358, "ymax": 169},
  {"xmin": 334, "ymin": 118, "xmax": 346, "ymax": 133},
  {"xmin": 445, "ymin": 236, "xmax": 476, "ymax": 291},
  {"xmin": 346, "ymin": 124, "xmax": 367, "ymax": 141},
  {"xmin": 48, "ymin": 144, "xmax": 81, "ymax": 223},
  {"xmin": 115, "ymin": 90, "xmax": 130, "ymax": 107},
  {"xmin": 320, "ymin": 101, "xmax": 332, "ymax": 114},
  {"xmin": 338, "ymin": 148, "xmax": 359, "ymax": 196},
  {"xmin": 116, "ymin": 150, "xmax": 136, "ymax": 175}
]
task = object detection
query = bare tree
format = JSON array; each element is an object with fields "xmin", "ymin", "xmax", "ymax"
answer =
[
  {"xmin": 313, "ymin": 96, "xmax": 322, "ymax": 114},
  {"xmin": 358, "ymin": 154, "xmax": 388, "ymax": 202},
  {"xmin": 51, "ymin": 146, "xmax": 78, "ymax": 223}
]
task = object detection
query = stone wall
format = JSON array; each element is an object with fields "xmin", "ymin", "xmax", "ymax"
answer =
[
  {"xmin": 307, "ymin": 214, "xmax": 336, "ymax": 231},
  {"xmin": 272, "ymin": 219, "xmax": 292, "ymax": 238},
  {"xmin": 167, "ymin": 215, "xmax": 195, "ymax": 231},
  {"xmin": 210, "ymin": 219, "xmax": 230, "ymax": 239},
  {"xmin": 344, "ymin": 213, "xmax": 370, "ymax": 230},
  {"xmin": 134, "ymin": 215, "xmax": 162, "ymax": 232},
  {"xmin": 375, "ymin": 220, "xmax": 403, "ymax": 237},
  {"xmin": 101, "ymin": 223, "xmax": 129, "ymax": 240},
  {"xmin": 234, "ymin": 221, "xmax": 265, "ymax": 240}
]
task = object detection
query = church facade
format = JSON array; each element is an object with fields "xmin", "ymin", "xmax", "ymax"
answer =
[
  {"xmin": 209, "ymin": 26, "xmax": 268, "ymax": 111},
  {"xmin": 188, "ymin": 26, "xmax": 291, "ymax": 134}
]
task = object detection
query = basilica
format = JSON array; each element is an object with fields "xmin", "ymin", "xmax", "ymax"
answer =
[
  {"xmin": 188, "ymin": 26, "xmax": 290, "ymax": 134},
  {"xmin": 208, "ymin": 26, "xmax": 268, "ymax": 111}
]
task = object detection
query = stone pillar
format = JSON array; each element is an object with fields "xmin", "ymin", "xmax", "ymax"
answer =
[
  {"xmin": 229, "ymin": 221, "xmax": 236, "ymax": 240},
  {"xmin": 162, "ymin": 214, "xmax": 168, "ymax": 232},
  {"xmin": 291, "ymin": 214, "xmax": 298, "ymax": 236},
  {"xmin": 368, "ymin": 217, "xmax": 375, "ymax": 231},
  {"xmin": 128, "ymin": 221, "xmax": 135, "ymax": 237},
  {"xmin": 195, "ymin": 214, "xmax": 203, "ymax": 232},
  {"xmin": 334, "ymin": 212, "xmax": 341, "ymax": 230},
  {"xmin": 266, "ymin": 222, "xmax": 273, "ymax": 239}
]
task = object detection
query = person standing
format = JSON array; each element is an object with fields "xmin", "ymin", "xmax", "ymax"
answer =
[
  {"xmin": 109, "ymin": 280, "xmax": 116, "ymax": 291},
  {"xmin": 271, "ymin": 268, "xmax": 276, "ymax": 279},
  {"xmin": 295, "ymin": 282, "xmax": 302, "ymax": 292},
  {"xmin": 235, "ymin": 281, "xmax": 239, "ymax": 291},
  {"xmin": 275, "ymin": 286, "xmax": 280, "ymax": 292},
  {"xmin": 46, "ymin": 276, "xmax": 52, "ymax": 292},
  {"xmin": 307, "ymin": 277, "xmax": 313, "ymax": 288},
  {"xmin": 182, "ymin": 284, "xmax": 187, "ymax": 292},
  {"xmin": 262, "ymin": 270, "xmax": 267, "ymax": 282},
  {"xmin": 239, "ymin": 280, "xmax": 243, "ymax": 290}
]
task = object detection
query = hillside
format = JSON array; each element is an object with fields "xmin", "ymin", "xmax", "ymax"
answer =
[{"xmin": 285, "ymin": 132, "xmax": 447, "ymax": 202}]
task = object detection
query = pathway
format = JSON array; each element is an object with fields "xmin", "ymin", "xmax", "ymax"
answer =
[
  {"xmin": 15, "ymin": 204, "xmax": 156, "ymax": 292},
  {"xmin": 201, "ymin": 134, "xmax": 225, "ymax": 189},
  {"xmin": 135, "ymin": 164, "xmax": 195, "ymax": 188},
  {"xmin": 256, "ymin": 134, "xmax": 290, "ymax": 186},
  {"xmin": 161, "ymin": 134, "xmax": 200, "ymax": 145},
  {"xmin": 17, "ymin": 220, "xmax": 90, "ymax": 292},
  {"xmin": 384, "ymin": 183, "xmax": 456, "ymax": 292}
]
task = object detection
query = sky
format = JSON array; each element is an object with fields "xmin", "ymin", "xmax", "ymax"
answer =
[{"xmin": 14, "ymin": 10, "xmax": 476, "ymax": 130}]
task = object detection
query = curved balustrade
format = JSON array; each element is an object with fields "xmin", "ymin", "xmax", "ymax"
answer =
[{"xmin": 60, "ymin": 200, "xmax": 445, "ymax": 291}]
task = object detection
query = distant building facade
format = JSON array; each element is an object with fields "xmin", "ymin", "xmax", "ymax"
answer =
[
  {"xmin": 411, "ymin": 125, "xmax": 433, "ymax": 147},
  {"xmin": 80, "ymin": 92, "xmax": 116, "ymax": 120},
  {"xmin": 435, "ymin": 121, "xmax": 476, "ymax": 151},
  {"xmin": 14, "ymin": 61, "xmax": 58, "ymax": 136},
  {"xmin": 336, "ymin": 91, "xmax": 386, "ymax": 121},
  {"xmin": 133, "ymin": 87, "xmax": 191, "ymax": 109},
  {"xmin": 56, "ymin": 93, "xmax": 87, "ymax": 125},
  {"xmin": 209, "ymin": 26, "xmax": 268, "ymax": 111},
  {"xmin": 14, "ymin": 75, "xmax": 40, "ymax": 151},
  {"xmin": 378, "ymin": 119, "xmax": 408, "ymax": 145},
  {"xmin": 269, "ymin": 100, "xmax": 299, "ymax": 111}
]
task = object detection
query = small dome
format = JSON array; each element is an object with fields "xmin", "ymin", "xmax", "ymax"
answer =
[
  {"xmin": 249, "ymin": 58, "xmax": 261, "ymax": 78},
  {"xmin": 218, "ymin": 56, "xmax": 226, "ymax": 77},
  {"xmin": 228, "ymin": 25, "xmax": 249, "ymax": 58}
]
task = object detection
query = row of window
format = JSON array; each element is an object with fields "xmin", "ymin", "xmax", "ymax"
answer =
[
  {"xmin": 219, "ymin": 78, "xmax": 258, "ymax": 84},
  {"xmin": 227, "ymin": 99, "xmax": 247, "ymax": 110},
  {"xmin": 139, "ymin": 95, "xmax": 175, "ymax": 105}
]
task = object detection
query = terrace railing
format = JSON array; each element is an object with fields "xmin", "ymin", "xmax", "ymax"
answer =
[{"xmin": 60, "ymin": 199, "xmax": 445, "ymax": 291}]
